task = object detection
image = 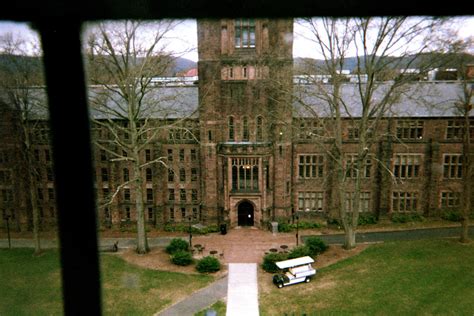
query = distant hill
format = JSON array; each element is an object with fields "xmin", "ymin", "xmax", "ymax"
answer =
[
  {"xmin": 173, "ymin": 57, "xmax": 197, "ymax": 75},
  {"xmin": 294, "ymin": 53, "xmax": 474, "ymax": 74},
  {"xmin": 0, "ymin": 54, "xmax": 197, "ymax": 77}
]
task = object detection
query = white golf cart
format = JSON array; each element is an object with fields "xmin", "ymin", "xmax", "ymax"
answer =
[{"xmin": 272, "ymin": 256, "xmax": 316, "ymax": 288}]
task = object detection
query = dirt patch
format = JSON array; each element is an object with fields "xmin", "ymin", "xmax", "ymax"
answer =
[
  {"xmin": 116, "ymin": 247, "xmax": 227, "ymax": 278},
  {"xmin": 316, "ymin": 243, "xmax": 368, "ymax": 269}
]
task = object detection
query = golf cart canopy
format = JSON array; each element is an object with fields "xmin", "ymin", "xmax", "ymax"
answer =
[{"xmin": 275, "ymin": 256, "xmax": 314, "ymax": 269}]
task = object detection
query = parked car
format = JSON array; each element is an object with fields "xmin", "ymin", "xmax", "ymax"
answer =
[{"xmin": 272, "ymin": 256, "xmax": 316, "ymax": 288}]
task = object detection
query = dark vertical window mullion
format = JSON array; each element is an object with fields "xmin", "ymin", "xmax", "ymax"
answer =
[{"xmin": 38, "ymin": 20, "xmax": 102, "ymax": 315}]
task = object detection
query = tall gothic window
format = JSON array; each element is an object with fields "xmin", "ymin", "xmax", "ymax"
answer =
[
  {"xmin": 231, "ymin": 158, "xmax": 259, "ymax": 192},
  {"xmin": 242, "ymin": 116, "xmax": 249, "ymax": 141},
  {"xmin": 228, "ymin": 116, "xmax": 235, "ymax": 141},
  {"xmin": 256, "ymin": 116, "xmax": 263, "ymax": 141},
  {"xmin": 235, "ymin": 19, "xmax": 256, "ymax": 48}
]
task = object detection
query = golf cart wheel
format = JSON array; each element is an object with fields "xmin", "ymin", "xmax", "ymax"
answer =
[
  {"xmin": 305, "ymin": 277, "xmax": 311, "ymax": 283},
  {"xmin": 278, "ymin": 283, "xmax": 283, "ymax": 288}
]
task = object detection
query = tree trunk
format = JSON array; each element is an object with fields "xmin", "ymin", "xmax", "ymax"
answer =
[
  {"xmin": 133, "ymin": 152, "xmax": 149, "ymax": 254},
  {"xmin": 23, "ymin": 121, "xmax": 41, "ymax": 255},
  {"xmin": 344, "ymin": 225, "xmax": 357, "ymax": 249}
]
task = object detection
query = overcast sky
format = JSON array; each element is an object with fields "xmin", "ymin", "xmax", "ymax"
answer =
[{"xmin": 1, "ymin": 17, "xmax": 473, "ymax": 61}]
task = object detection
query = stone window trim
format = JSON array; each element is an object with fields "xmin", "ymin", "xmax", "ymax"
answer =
[
  {"xmin": 443, "ymin": 154, "xmax": 463, "ymax": 179},
  {"xmin": 440, "ymin": 191, "xmax": 461, "ymax": 209},
  {"xmin": 344, "ymin": 191, "xmax": 371, "ymax": 212},
  {"xmin": 345, "ymin": 154, "xmax": 372, "ymax": 178},
  {"xmin": 297, "ymin": 191, "xmax": 324, "ymax": 212},
  {"xmin": 396, "ymin": 120, "xmax": 424, "ymax": 140},
  {"xmin": 392, "ymin": 191, "xmax": 419, "ymax": 212},
  {"xmin": 298, "ymin": 154, "xmax": 324, "ymax": 179},
  {"xmin": 393, "ymin": 154, "xmax": 422, "ymax": 179},
  {"xmin": 234, "ymin": 19, "xmax": 256, "ymax": 48}
]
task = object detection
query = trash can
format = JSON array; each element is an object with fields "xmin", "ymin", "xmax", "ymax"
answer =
[{"xmin": 220, "ymin": 223, "xmax": 227, "ymax": 235}]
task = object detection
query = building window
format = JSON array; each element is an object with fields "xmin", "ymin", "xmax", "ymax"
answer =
[
  {"xmin": 298, "ymin": 192, "xmax": 324, "ymax": 212},
  {"xmin": 181, "ymin": 207, "xmax": 186, "ymax": 219},
  {"xmin": 179, "ymin": 168, "xmax": 186, "ymax": 182},
  {"xmin": 235, "ymin": 19, "xmax": 256, "ymax": 48},
  {"xmin": 125, "ymin": 207, "xmax": 131, "ymax": 219},
  {"xmin": 168, "ymin": 189, "xmax": 175, "ymax": 201},
  {"xmin": 102, "ymin": 188, "xmax": 110, "ymax": 202},
  {"xmin": 191, "ymin": 149, "xmax": 197, "ymax": 161},
  {"xmin": 396, "ymin": 120, "xmax": 423, "ymax": 140},
  {"xmin": 124, "ymin": 189, "xmax": 131, "ymax": 202},
  {"xmin": 145, "ymin": 149, "xmax": 151, "ymax": 162},
  {"xmin": 393, "ymin": 154, "xmax": 421, "ymax": 179},
  {"xmin": 45, "ymin": 149, "xmax": 51, "ymax": 162},
  {"xmin": 445, "ymin": 120, "xmax": 473, "ymax": 140},
  {"xmin": 191, "ymin": 189, "xmax": 198, "ymax": 202},
  {"xmin": 231, "ymin": 157, "xmax": 259, "ymax": 191},
  {"xmin": 345, "ymin": 192, "xmax": 371, "ymax": 212},
  {"xmin": 148, "ymin": 207, "xmax": 154, "ymax": 220},
  {"xmin": 146, "ymin": 189, "xmax": 153, "ymax": 202},
  {"xmin": 170, "ymin": 207, "xmax": 175, "ymax": 222},
  {"xmin": 297, "ymin": 120, "xmax": 324, "ymax": 140},
  {"xmin": 348, "ymin": 128, "xmax": 359, "ymax": 140},
  {"xmin": 180, "ymin": 189, "xmax": 186, "ymax": 202},
  {"xmin": 440, "ymin": 191, "xmax": 461, "ymax": 209},
  {"xmin": 228, "ymin": 116, "xmax": 235, "ymax": 141},
  {"xmin": 104, "ymin": 207, "xmax": 110, "ymax": 220},
  {"xmin": 179, "ymin": 149, "xmax": 185, "ymax": 162},
  {"xmin": 192, "ymin": 207, "xmax": 198, "ymax": 221},
  {"xmin": 48, "ymin": 188, "xmax": 55, "ymax": 201},
  {"xmin": 298, "ymin": 155, "xmax": 324, "ymax": 179},
  {"xmin": 46, "ymin": 167, "xmax": 54, "ymax": 182},
  {"xmin": 168, "ymin": 169, "xmax": 174, "ymax": 182},
  {"xmin": 146, "ymin": 168, "xmax": 152, "ymax": 182},
  {"xmin": 392, "ymin": 192, "xmax": 418, "ymax": 212},
  {"xmin": 256, "ymin": 116, "xmax": 263, "ymax": 141},
  {"xmin": 345, "ymin": 155, "xmax": 372, "ymax": 178},
  {"xmin": 191, "ymin": 168, "xmax": 198, "ymax": 182},
  {"xmin": 443, "ymin": 154, "xmax": 463, "ymax": 179},
  {"xmin": 123, "ymin": 168, "xmax": 129, "ymax": 182},
  {"xmin": 101, "ymin": 168, "xmax": 109, "ymax": 182},
  {"xmin": 242, "ymin": 116, "xmax": 249, "ymax": 141},
  {"xmin": 167, "ymin": 149, "xmax": 173, "ymax": 162},
  {"xmin": 2, "ymin": 189, "xmax": 13, "ymax": 202},
  {"xmin": 100, "ymin": 149, "xmax": 107, "ymax": 162}
]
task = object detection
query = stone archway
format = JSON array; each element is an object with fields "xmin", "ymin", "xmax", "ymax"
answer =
[{"xmin": 237, "ymin": 201, "xmax": 254, "ymax": 226}]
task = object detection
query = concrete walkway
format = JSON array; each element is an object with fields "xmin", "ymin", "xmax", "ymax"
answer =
[
  {"xmin": 226, "ymin": 263, "xmax": 259, "ymax": 316},
  {"xmin": 157, "ymin": 276, "xmax": 228, "ymax": 316}
]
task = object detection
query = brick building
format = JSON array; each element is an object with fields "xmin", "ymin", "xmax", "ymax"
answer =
[{"xmin": 0, "ymin": 18, "xmax": 473, "ymax": 231}]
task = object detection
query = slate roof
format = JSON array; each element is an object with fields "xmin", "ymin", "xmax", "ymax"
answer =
[
  {"xmin": 1, "ymin": 81, "xmax": 472, "ymax": 120},
  {"xmin": 293, "ymin": 81, "xmax": 473, "ymax": 118}
]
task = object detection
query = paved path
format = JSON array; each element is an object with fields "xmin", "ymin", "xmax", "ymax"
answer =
[
  {"xmin": 303, "ymin": 226, "xmax": 474, "ymax": 244},
  {"xmin": 226, "ymin": 263, "xmax": 259, "ymax": 316},
  {"xmin": 157, "ymin": 276, "xmax": 228, "ymax": 316}
]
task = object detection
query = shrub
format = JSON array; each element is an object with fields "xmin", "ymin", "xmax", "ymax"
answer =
[
  {"xmin": 287, "ymin": 245, "xmax": 312, "ymax": 259},
  {"xmin": 277, "ymin": 222, "xmax": 292, "ymax": 232},
  {"xmin": 304, "ymin": 236, "xmax": 328, "ymax": 255},
  {"xmin": 358, "ymin": 213, "xmax": 378, "ymax": 225},
  {"xmin": 165, "ymin": 238, "xmax": 189, "ymax": 254},
  {"xmin": 441, "ymin": 210, "xmax": 463, "ymax": 222},
  {"xmin": 278, "ymin": 221, "xmax": 322, "ymax": 232},
  {"xmin": 196, "ymin": 256, "xmax": 221, "ymax": 273},
  {"xmin": 391, "ymin": 213, "xmax": 425, "ymax": 223},
  {"xmin": 262, "ymin": 252, "xmax": 289, "ymax": 273},
  {"xmin": 171, "ymin": 250, "xmax": 194, "ymax": 266}
]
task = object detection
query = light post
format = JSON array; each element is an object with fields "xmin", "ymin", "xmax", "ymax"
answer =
[
  {"xmin": 188, "ymin": 215, "xmax": 192, "ymax": 249},
  {"xmin": 3, "ymin": 212, "xmax": 11, "ymax": 249},
  {"xmin": 295, "ymin": 214, "xmax": 299, "ymax": 246}
]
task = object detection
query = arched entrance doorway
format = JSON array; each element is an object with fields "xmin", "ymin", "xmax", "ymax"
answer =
[{"xmin": 237, "ymin": 201, "xmax": 254, "ymax": 226}]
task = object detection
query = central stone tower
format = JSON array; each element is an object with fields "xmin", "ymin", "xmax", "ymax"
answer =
[{"xmin": 197, "ymin": 18, "xmax": 293, "ymax": 228}]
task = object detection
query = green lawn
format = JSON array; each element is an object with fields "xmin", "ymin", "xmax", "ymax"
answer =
[
  {"xmin": 259, "ymin": 239, "xmax": 474, "ymax": 315},
  {"xmin": 0, "ymin": 249, "xmax": 214, "ymax": 315},
  {"xmin": 195, "ymin": 300, "xmax": 227, "ymax": 316}
]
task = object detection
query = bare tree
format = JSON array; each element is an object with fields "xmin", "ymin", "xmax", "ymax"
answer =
[
  {"xmin": 0, "ymin": 31, "xmax": 45, "ymax": 255},
  {"xmin": 293, "ymin": 17, "xmax": 451, "ymax": 249},
  {"xmin": 85, "ymin": 20, "xmax": 191, "ymax": 254}
]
